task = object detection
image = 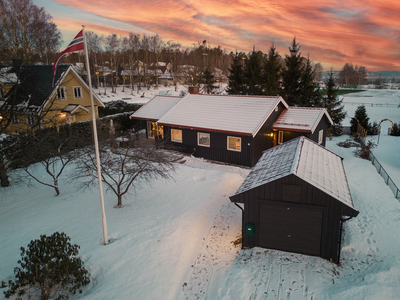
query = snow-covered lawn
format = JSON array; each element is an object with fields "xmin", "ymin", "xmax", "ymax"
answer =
[{"xmin": 0, "ymin": 88, "xmax": 399, "ymax": 300}]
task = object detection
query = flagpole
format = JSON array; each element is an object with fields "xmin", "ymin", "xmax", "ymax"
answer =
[{"xmin": 82, "ymin": 25, "xmax": 108, "ymax": 245}]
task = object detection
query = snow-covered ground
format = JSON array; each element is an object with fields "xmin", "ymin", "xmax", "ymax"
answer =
[{"xmin": 0, "ymin": 88, "xmax": 399, "ymax": 300}]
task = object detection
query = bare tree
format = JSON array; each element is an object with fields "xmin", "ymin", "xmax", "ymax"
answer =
[
  {"xmin": 0, "ymin": 0, "xmax": 61, "ymax": 63},
  {"xmin": 105, "ymin": 34, "xmax": 120, "ymax": 93},
  {"xmin": 74, "ymin": 123, "xmax": 175, "ymax": 207},
  {"xmin": 85, "ymin": 31, "xmax": 102, "ymax": 89},
  {"xmin": 128, "ymin": 33, "xmax": 141, "ymax": 94},
  {"xmin": 5, "ymin": 127, "xmax": 82, "ymax": 195},
  {"xmin": 149, "ymin": 34, "xmax": 165, "ymax": 90}
]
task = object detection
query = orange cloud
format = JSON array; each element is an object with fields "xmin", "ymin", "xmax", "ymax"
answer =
[{"xmin": 51, "ymin": 0, "xmax": 400, "ymax": 71}]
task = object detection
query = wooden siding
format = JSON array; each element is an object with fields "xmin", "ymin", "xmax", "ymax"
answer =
[
  {"xmin": 163, "ymin": 126, "xmax": 254, "ymax": 166},
  {"xmin": 230, "ymin": 174, "xmax": 357, "ymax": 262}
]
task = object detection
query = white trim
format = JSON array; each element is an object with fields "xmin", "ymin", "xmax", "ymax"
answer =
[
  {"xmin": 227, "ymin": 136, "xmax": 241, "ymax": 152},
  {"xmin": 57, "ymin": 86, "xmax": 67, "ymax": 100},
  {"xmin": 197, "ymin": 132, "xmax": 210, "ymax": 147},
  {"xmin": 318, "ymin": 129, "xmax": 323, "ymax": 144},
  {"xmin": 73, "ymin": 86, "xmax": 83, "ymax": 99},
  {"xmin": 171, "ymin": 129, "xmax": 182, "ymax": 143},
  {"xmin": 278, "ymin": 131, "xmax": 283, "ymax": 144}
]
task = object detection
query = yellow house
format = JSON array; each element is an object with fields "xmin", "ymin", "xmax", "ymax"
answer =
[{"xmin": 0, "ymin": 64, "xmax": 104, "ymax": 133}]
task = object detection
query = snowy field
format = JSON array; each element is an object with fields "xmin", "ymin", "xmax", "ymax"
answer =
[{"xmin": 0, "ymin": 88, "xmax": 400, "ymax": 300}]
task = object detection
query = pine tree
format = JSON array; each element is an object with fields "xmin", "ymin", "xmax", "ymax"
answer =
[
  {"xmin": 350, "ymin": 105, "xmax": 370, "ymax": 134},
  {"xmin": 299, "ymin": 55, "xmax": 321, "ymax": 107},
  {"xmin": 281, "ymin": 37, "xmax": 304, "ymax": 106},
  {"xmin": 226, "ymin": 51, "xmax": 245, "ymax": 95},
  {"xmin": 243, "ymin": 50, "xmax": 264, "ymax": 95},
  {"xmin": 263, "ymin": 44, "xmax": 282, "ymax": 96},
  {"xmin": 323, "ymin": 70, "xmax": 345, "ymax": 135},
  {"xmin": 202, "ymin": 66, "xmax": 216, "ymax": 94},
  {"xmin": 4, "ymin": 232, "xmax": 90, "ymax": 300}
]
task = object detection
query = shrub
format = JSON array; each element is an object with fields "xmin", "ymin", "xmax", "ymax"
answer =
[{"xmin": 4, "ymin": 232, "xmax": 90, "ymax": 300}]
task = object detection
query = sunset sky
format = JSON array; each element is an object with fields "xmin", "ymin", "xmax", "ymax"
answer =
[{"xmin": 32, "ymin": 0, "xmax": 400, "ymax": 71}]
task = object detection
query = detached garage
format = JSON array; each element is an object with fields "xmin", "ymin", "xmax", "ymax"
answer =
[{"xmin": 230, "ymin": 136, "xmax": 359, "ymax": 263}]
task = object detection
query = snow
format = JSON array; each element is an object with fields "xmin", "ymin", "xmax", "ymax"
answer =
[
  {"xmin": 158, "ymin": 94, "xmax": 287, "ymax": 137},
  {"xmin": 130, "ymin": 95, "xmax": 182, "ymax": 121},
  {"xmin": 1, "ymin": 88, "xmax": 400, "ymax": 300},
  {"xmin": 272, "ymin": 107, "xmax": 333, "ymax": 133}
]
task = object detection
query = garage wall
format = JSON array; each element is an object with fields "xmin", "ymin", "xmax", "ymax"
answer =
[{"xmin": 232, "ymin": 174, "xmax": 356, "ymax": 262}]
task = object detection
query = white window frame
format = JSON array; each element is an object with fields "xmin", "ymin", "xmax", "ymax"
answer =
[
  {"xmin": 73, "ymin": 86, "xmax": 83, "ymax": 99},
  {"xmin": 197, "ymin": 132, "xmax": 210, "ymax": 147},
  {"xmin": 11, "ymin": 114, "xmax": 19, "ymax": 124},
  {"xmin": 278, "ymin": 131, "xmax": 283, "ymax": 144},
  {"xmin": 227, "ymin": 136, "xmax": 241, "ymax": 152},
  {"xmin": 26, "ymin": 114, "xmax": 35, "ymax": 126},
  {"xmin": 57, "ymin": 86, "xmax": 67, "ymax": 100},
  {"xmin": 318, "ymin": 129, "xmax": 323, "ymax": 144},
  {"xmin": 171, "ymin": 129, "xmax": 182, "ymax": 143}
]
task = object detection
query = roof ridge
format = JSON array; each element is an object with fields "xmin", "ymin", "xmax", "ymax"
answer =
[{"xmin": 291, "ymin": 136, "xmax": 304, "ymax": 175}]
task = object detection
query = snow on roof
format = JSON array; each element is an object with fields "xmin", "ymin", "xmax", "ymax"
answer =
[
  {"xmin": 157, "ymin": 94, "xmax": 288, "ymax": 137},
  {"xmin": 233, "ymin": 136, "xmax": 355, "ymax": 210},
  {"xmin": 129, "ymin": 95, "xmax": 182, "ymax": 121},
  {"xmin": 272, "ymin": 107, "xmax": 333, "ymax": 133},
  {"xmin": 62, "ymin": 104, "xmax": 89, "ymax": 114}
]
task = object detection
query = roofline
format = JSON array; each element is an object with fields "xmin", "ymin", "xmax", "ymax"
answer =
[
  {"xmin": 156, "ymin": 122, "xmax": 253, "ymax": 136},
  {"xmin": 272, "ymin": 127, "xmax": 312, "ymax": 133},
  {"xmin": 252, "ymin": 96, "xmax": 289, "ymax": 137},
  {"xmin": 42, "ymin": 66, "xmax": 105, "ymax": 114},
  {"xmin": 130, "ymin": 116, "xmax": 158, "ymax": 122}
]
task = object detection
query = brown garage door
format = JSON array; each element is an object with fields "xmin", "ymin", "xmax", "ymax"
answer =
[{"xmin": 259, "ymin": 202, "xmax": 323, "ymax": 256}]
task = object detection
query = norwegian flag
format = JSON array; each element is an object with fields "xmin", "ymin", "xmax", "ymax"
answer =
[{"xmin": 52, "ymin": 30, "xmax": 84, "ymax": 85}]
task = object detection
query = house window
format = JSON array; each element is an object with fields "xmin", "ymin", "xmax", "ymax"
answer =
[
  {"xmin": 278, "ymin": 131, "xmax": 283, "ymax": 144},
  {"xmin": 73, "ymin": 86, "xmax": 82, "ymax": 99},
  {"xmin": 171, "ymin": 129, "xmax": 182, "ymax": 143},
  {"xmin": 11, "ymin": 114, "xmax": 19, "ymax": 124},
  {"xmin": 318, "ymin": 130, "xmax": 323, "ymax": 144},
  {"xmin": 26, "ymin": 115, "xmax": 35, "ymax": 126},
  {"xmin": 227, "ymin": 136, "xmax": 241, "ymax": 152},
  {"xmin": 198, "ymin": 132, "xmax": 210, "ymax": 147},
  {"xmin": 147, "ymin": 121, "xmax": 156, "ymax": 139},
  {"xmin": 57, "ymin": 87, "xmax": 66, "ymax": 100}
]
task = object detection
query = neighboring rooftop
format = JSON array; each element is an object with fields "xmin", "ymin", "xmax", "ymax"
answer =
[
  {"xmin": 272, "ymin": 107, "xmax": 333, "ymax": 133},
  {"xmin": 157, "ymin": 94, "xmax": 288, "ymax": 137},
  {"xmin": 129, "ymin": 95, "xmax": 182, "ymax": 121},
  {"xmin": 233, "ymin": 136, "xmax": 355, "ymax": 210}
]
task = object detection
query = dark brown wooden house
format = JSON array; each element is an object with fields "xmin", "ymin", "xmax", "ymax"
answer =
[
  {"xmin": 230, "ymin": 136, "xmax": 359, "ymax": 263},
  {"xmin": 272, "ymin": 107, "xmax": 333, "ymax": 147}
]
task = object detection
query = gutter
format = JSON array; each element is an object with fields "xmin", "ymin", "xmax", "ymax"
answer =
[{"xmin": 337, "ymin": 215, "xmax": 356, "ymax": 264}]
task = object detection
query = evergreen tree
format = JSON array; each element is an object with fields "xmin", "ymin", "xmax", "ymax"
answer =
[
  {"xmin": 202, "ymin": 66, "xmax": 216, "ymax": 94},
  {"xmin": 4, "ymin": 232, "xmax": 90, "ymax": 300},
  {"xmin": 226, "ymin": 51, "xmax": 245, "ymax": 95},
  {"xmin": 299, "ymin": 55, "xmax": 321, "ymax": 107},
  {"xmin": 323, "ymin": 70, "xmax": 346, "ymax": 136},
  {"xmin": 281, "ymin": 37, "xmax": 304, "ymax": 105},
  {"xmin": 263, "ymin": 43, "xmax": 282, "ymax": 96},
  {"xmin": 350, "ymin": 105, "xmax": 370, "ymax": 134},
  {"xmin": 243, "ymin": 50, "xmax": 264, "ymax": 95}
]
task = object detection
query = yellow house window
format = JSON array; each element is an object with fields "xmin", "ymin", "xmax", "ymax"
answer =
[
  {"xmin": 73, "ymin": 86, "xmax": 82, "ymax": 99},
  {"xmin": 57, "ymin": 87, "xmax": 66, "ymax": 100}
]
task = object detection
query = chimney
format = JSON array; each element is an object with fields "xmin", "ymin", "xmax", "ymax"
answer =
[{"xmin": 188, "ymin": 86, "xmax": 199, "ymax": 94}]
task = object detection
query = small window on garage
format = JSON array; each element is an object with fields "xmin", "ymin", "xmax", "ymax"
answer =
[
  {"xmin": 227, "ymin": 136, "xmax": 241, "ymax": 152},
  {"xmin": 171, "ymin": 129, "xmax": 182, "ymax": 143},
  {"xmin": 198, "ymin": 132, "xmax": 210, "ymax": 147}
]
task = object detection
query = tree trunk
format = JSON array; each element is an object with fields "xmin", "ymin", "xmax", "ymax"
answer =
[{"xmin": 117, "ymin": 194, "xmax": 122, "ymax": 207}]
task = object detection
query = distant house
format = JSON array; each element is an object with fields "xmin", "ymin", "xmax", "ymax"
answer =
[
  {"xmin": 272, "ymin": 107, "xmax": 333, "ymax": 146},
  {"xmin": 230, "ymin": 136, "xmax": 359, "ymax": 263},
  {"xmin": 0, "ymin": 64, "xmax": 104, "ymax": 133}
]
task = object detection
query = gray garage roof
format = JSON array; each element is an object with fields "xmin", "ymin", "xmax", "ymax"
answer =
[
  {"xmin": 232, "ymin": 136, "xmax": 355, "ymax": 209},
  {"xmin": 129, "ymin": 95, "xmax": 182, "ymax": 121}
]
